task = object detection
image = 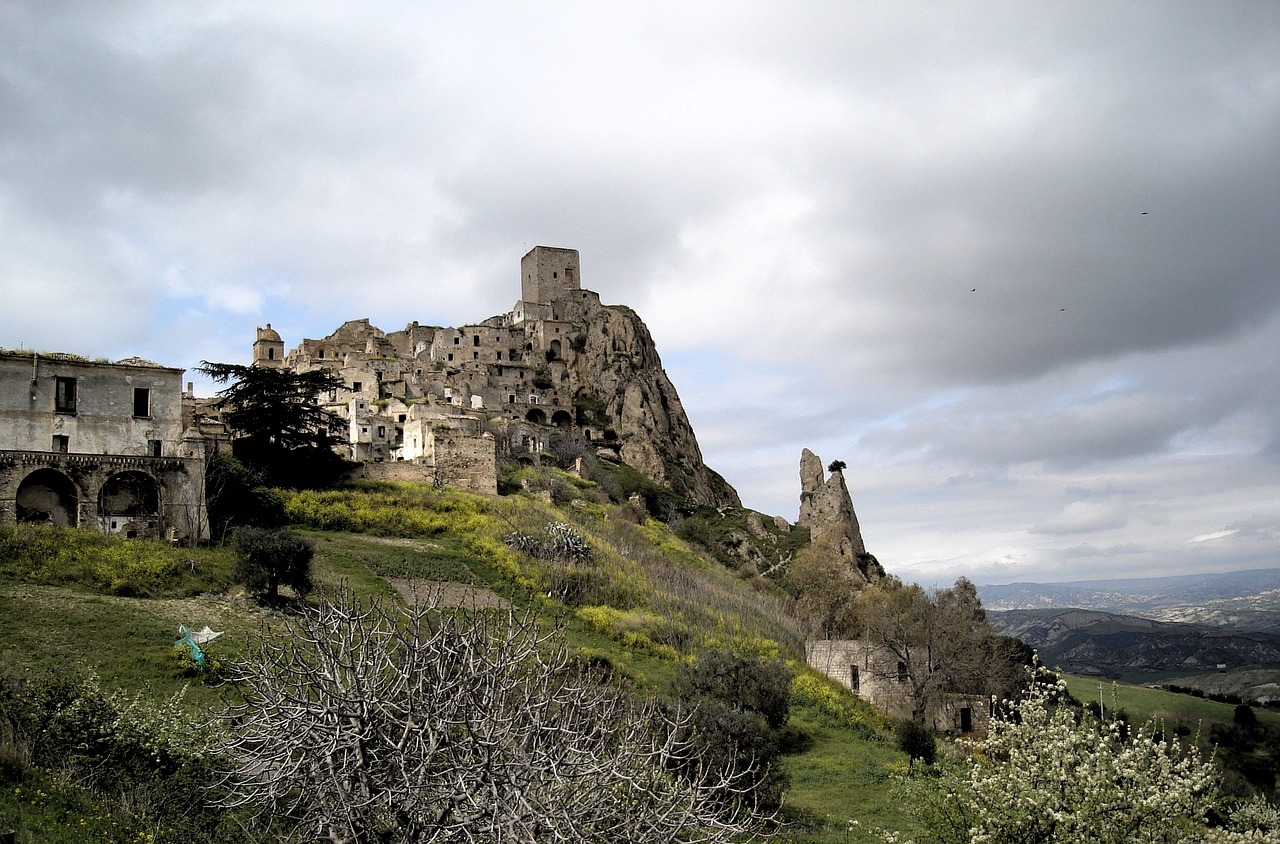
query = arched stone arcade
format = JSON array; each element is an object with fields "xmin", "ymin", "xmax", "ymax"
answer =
[
  {"xmin": 0, "ymin": 452, "xmax": 206, "ymax": 541},
  {"xmin": 98, "ymin": 470, "xmax": 161, "ymax": 537},
  {"xmin": 16, "ymin": 468, "xmax": 79, "ymax": 527}
]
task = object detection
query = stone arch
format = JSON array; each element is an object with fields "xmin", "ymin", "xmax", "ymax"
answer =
[
  {"xmin": 526, "ymin": 408, "xmax": 547, "ymax": 425},
  {"xmin": 549, "ymin": 339, "xmax": 561, "ymax": 360},
  {"xmin": 16, "ymin": 468, "xmax": 79, "ymax": 527},
  {"xmin": 551, "ymin": 410, "xmax": 573, "ymax": 428},
  {"xmin": 99, "ymin": 470, "xmax": 160, "ymax": 537}
]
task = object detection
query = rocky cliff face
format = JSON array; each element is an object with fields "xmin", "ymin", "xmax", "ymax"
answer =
[
  {"xmin": 797, "ymin": 449, "xmax": 883, "ymax": 582},
  {"xmin": 569, "ymin": 302, "xmax": 739, "ymax": 508}
]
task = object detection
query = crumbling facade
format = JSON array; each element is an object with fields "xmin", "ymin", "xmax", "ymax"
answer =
[
  {"xmin": 255, "ymin": 246, "xmax": 738, "ymax": 505},
  {"xmin": 806, "ymin": 639, "xmax": 990, "ymax": 733},
  {"xmin": 0, "ymin": 350, "xmax": 207, "ymax": 540}
]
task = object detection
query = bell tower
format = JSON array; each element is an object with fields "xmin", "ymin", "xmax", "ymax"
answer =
[{"xmin": 253, "ymin": 324, "xmax": 285, "ymax": 368}]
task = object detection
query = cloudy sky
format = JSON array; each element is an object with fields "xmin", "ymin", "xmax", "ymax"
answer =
[{"xmin": 3, "ymin": 2, "xmax": 1278, "ymax": 585}]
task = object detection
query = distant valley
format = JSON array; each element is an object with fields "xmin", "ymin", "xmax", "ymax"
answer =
[
  {"xmin": 980, "ymin": 569, "xmax": 1280, "ymax": 702},
  {"xmin": 978, "ymin": 568, "xmax": 1280, "ymax": 634}
]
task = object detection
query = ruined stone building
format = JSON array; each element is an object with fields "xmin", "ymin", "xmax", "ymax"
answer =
[
  {"xmin": 805, "ymin": 638, "xmax": 990, "ymax": 733},
  {"xmin": 255, "ymin": 246, "xmax": 739, "ymax": 505},
  {"xmin": 0, "ymin": 350, "xmax": 207, "ymax": 540}
]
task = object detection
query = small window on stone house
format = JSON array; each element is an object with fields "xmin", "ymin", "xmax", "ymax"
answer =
[
  {"xmin": 453, "ymin": 336, "xmax": 460, "ymax": 345},
  {"xmin": 148, "ymin": 439, "xmax": 162, "ymax": 457},
  {"xmin": 850, "ymin": 665, "xmax": 860, "ymax": 692},
  {"xmin": 352, "ymin": 382, "xmax": 362, "ymax": 392},
  {"xmin": 473, "ymin": 335, "xmax": 480, "ymax": 346},
  {"xmin": 897, "ymin": 661, "xmax": 908, "ymax": 683},
  {"xmin": 447, "ymin": 354, "xmax": 453, "ymax": 362},
  {"xmin": 508, "ymin": 395, "xmax": 516, "ymax": 404},
  {"xmin": 473, "ymin": 352, "xmax": 478, "ymax": 360},
  {"xmin": 377, "ymin": 426, "xmax": 385, "ymax": 438},
  {"xmin": 268, "ymin": 348, "xmax": 275, "ymax": 360},
  {"xmin": 318, "ymin": 350, "xmax": 325, "ymax": 359},
  {"xmin": 398, "ymin": 414, "xmax": 406, "ymax": 423},
  {"xmin": 565, "ymin": 267, "xmax": 573, "ymax": 281},
  {"xmin": 52, "ymin": 435, "xmax": 69, "ymax": 453},
  {"xmin": 55, "ymin": 377, "xmax": 77, "ymax": 414},
  {"xmin": 132, "ymin": 388, "xmax": 151, "ymax": 418},
  {"xmin": 552, "ymin": 271, "xmax": 557, "ymax": 278},
  {"xmin": 496, "ymin": 351, "xmax": 502, "ymax": 361}
]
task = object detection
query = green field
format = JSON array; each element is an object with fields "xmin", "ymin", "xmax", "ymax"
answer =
[{"xmin": 1062, "ymin": 673, "xmax": 1280, "ymax": 731}]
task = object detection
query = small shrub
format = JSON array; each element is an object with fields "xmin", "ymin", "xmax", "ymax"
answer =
[{"xmin": 895, "ymin": 718, "xmax": 936, "ymax": 768}]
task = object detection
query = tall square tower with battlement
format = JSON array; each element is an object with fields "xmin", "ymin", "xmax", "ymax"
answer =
[{"xmin": 520, "ymin": 246, "xmax": 580, "ymax": 306}]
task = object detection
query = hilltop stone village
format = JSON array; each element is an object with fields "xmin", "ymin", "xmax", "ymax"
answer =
[{"xmin": 225, "ymin": 246, "xmax": 738, "ymax": 506}]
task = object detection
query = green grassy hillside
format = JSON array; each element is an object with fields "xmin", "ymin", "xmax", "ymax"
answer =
[{"xmin": 0, "ymin": 477, "xmax": 919, "ymax": 843}]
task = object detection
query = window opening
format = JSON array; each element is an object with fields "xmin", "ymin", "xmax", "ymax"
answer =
[
  {"xmin": 55, "ymin": 377, "xmax": 77, "ymax": 414},
  {"xmin": 53, "ymin": 435, "xmax": 69, "ymax": 453},
  {"xmin": 850, "ymin": 665, "xmax": 860, "ymax": 692},
  {"xmin": 897, "ymin": 661, "xmax": 908, "ymax": 683},
  {"xmin": 148, "ymin": 439, "xmax": 162, "ymax": 457},
  {"xmin": 352, "ymin": 381, "xmax": 362, "ymax": 392},
  {"xmin": 132, "ymin": 388, "xmax": 150, "ymax": 418}
]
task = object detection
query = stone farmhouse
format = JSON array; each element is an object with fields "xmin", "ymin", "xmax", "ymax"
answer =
[
  {"xmin": 0, "ymin": 350, "xmax": 207, "ymax": 541},
  {"xmin": 252, "ymin": 245, "xmax": 701, "ymax": 499},
  {"xmin": 806, "ymin": 638, "xmax": 990, "ymax": 733}
]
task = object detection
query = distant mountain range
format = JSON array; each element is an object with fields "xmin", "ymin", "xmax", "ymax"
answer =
[
  {"xmin": 979, "ymin": 569, "xmax": 1280, "ymax": 685},
  {"xmin": 978, "ymin": 568, "xmax": 1280, "ymax": 634},
  {"xmin": 988, "ymin": 607, "xmax": 1280, "ymax": 678}
]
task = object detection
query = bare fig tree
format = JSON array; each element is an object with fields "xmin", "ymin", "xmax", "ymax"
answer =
[{"xmin": 214, "ymin": 587, "xmax": 773, "ymax": 843}]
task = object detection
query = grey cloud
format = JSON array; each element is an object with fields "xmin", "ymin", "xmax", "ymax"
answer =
[{"xmin": 3, "ymin": 1, "xmax": 1277, "ymax": 584}]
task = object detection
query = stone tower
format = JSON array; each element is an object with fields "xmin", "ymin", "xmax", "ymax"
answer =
[
  {"xmin": 253, "ymin": 324, "xmax": 285, "ymax": 368},
  {"xmin": 521, "ymin": 246, "xmax": 581, "ymax": 306}
]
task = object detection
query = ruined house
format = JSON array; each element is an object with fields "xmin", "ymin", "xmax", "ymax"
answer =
[
  {"xmin": 0, "ymin": 350, "xmax": 207, "ymax": 540},
  {"xmin": 806, "ymin": 638, "xmax": 990, "ymax": 734}
]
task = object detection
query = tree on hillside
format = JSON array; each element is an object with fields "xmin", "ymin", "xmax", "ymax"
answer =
[
  {"xmin": 671, "ymin": 649, "xmax": 794, "ymax": 811},
  {"xmin": 785, "ymin": 535, "xmax": 866, "ymax": 637},
  {"xmin": 854, "ymin": 577, "xmax": 1028, "ymax": 722},
  {"xmin": 215, "ymin": 588, "xmax": 773, "ymax": 843},
  {"xmin": 198, "ymin": 361, "xmax": 349, "ymax": 487},
  {"xmin": 232, "ymin": 527, "xmax": 313, "ymax": 601}
]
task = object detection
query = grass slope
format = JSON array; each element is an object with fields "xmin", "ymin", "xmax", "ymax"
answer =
[{"xmin": 0, "ymin": 480, "xmax": 918, "ymax": 843}]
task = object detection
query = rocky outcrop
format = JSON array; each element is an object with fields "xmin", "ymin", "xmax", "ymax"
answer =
[
  {"xmin": 797, "ymin": 449, "xmax": 883, "ymax": 582},
  {"xmin": 569, "ymin": 302, "xmax": 739, "ymax": 508}
]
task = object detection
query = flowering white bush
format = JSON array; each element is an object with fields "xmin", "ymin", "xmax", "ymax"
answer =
[{"xmin": 913, "ymin": 676, "xmax": 1220, "ymax": 844}]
